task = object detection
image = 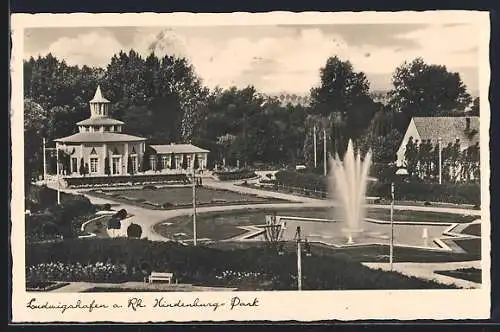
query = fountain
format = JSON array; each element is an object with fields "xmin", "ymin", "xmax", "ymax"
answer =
[{"xmin": 328, "ymin": 139, "xmax": 372, "ymax": 243}]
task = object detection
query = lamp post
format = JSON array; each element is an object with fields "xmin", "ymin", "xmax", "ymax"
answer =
[
  {"xmin": 438, "ymin": 137, "xmax": 442, "ymax": 184},
  {"xmin": 192, "ymin": 157, "xmax": 197, "ymax": 246},
  {"xmin": 56, "ymin": 144, "xmax": 61, "ymax": 205},
  {"xmin": 42, "ymin": 137, "xmax": 47, "ymax": 180},
  {"xmin": 390, "ymin": 168, "xmax": 408, "ymax": 271},
  {"xmin": 323, "ymin": 129, "xmax": 327, "ymax": 176},
  {"xmin": 313, "ymin": 126, "xmax": 317, "ymax": 169}
]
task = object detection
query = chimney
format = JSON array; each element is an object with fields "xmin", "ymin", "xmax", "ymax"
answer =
[{"xmin": 465, "ymin": 117, "xmax": 471, "ymax": 132}]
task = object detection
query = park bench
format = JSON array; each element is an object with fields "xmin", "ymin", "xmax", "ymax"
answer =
[{"xmin": 148, "ymin": 272, "xmax": 174, "ymax": 284}]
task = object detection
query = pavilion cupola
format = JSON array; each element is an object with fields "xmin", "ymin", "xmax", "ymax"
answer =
[{"xmin": 89, "ymin": 85, "xmax": 111, "ymax": 118}]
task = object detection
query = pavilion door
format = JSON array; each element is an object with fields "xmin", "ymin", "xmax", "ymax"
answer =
[{"xmin": 112, "ymin": 156, "xmax": 121, "ymax": 175}]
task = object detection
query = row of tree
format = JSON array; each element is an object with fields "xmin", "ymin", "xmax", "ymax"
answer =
[
  {"xmin": 24, "ymin": 51, "xmax": 477, "ymax": 181},
  {"xmin": 404, "ymin": 137, "xmax": 480, "ymax": 183}
]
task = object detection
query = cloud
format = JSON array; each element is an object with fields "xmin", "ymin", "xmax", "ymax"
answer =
[
  {"xmin": 26, "ymin": 32, "xmax": 124, "ymax": 67},
  {"xmin": 24, "ymin": 24, "xmax": 479, "ymax": 94}
]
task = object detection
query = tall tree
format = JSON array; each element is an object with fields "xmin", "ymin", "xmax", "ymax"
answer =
[
  {"xmin": 387, "ymin": 58, "xmax": 472, "ymax": 132},
  {"xmin": 309, "ymin": 56, "xmax": 378, "ymax": 154},
  {"xmin": 470, "ymin": 97, "xmax": 480, "ymax": 116}
]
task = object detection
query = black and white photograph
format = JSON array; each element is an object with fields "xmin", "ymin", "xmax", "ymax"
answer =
[{"xmin": 10, "ymin": 11, "xmax": 491, "ymax": 322}]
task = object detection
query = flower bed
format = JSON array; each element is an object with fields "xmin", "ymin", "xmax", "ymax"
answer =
[{"xmin": 26, "ymin": 238, "xmax": 456, "ymax": 290}]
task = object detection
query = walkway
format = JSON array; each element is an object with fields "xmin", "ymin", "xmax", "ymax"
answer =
[{"xmin": 362, "ymin": 260, "xmax": 482, "ymax": 289}]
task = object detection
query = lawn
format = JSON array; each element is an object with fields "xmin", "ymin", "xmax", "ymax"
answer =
[
  {"xmin": 435, "ymin": 268, "xmax": 482, "ymax": 283},
  {"xmin": 209, "ymin": 241, "xmax": 481, "ymax": 263},
  {"xmin": 153, "ymin": 206, "xmax": 478, "ymax": 242},
  {"xmin": 462, "ymin": 223, "xmax": 481, "ymax": 236},
  {"xmin": 87, "ymin": 186, "xmax": 286, "ymax": 209}
]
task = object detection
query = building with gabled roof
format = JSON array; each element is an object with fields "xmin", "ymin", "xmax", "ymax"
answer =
[{"xmin": 396, "ymin": 116, "xmax": 480, "ymax": 167}]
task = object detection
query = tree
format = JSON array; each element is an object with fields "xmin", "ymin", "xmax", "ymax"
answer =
[
  {"xmin": 470, "ymin": 97, "xmax": 479, "ymax": 116},
  {"xmin": 24, "ymin": 99, "xmax": 48, "ymax": 183},
  {"xmin": 309, "ymin": 56, "xmax": 377, "ymax": 142},
  {"xmin": 404, "ymin": 137, "xmax": 418, "ymax": 177},
  {"xmin": 193, "ymin": 154, "xmax": 200, "ymax": 170},
  {"xmin": 357, "ymin": 129, "xmax": 403, "ymax": 164},
  {"xmin": 127, "ymin": 223, "xmax": 143, "ymax": 238},
  {"xmin": 79, "ymin": 158, "xmax": 85, "ymax": 176},
  {"xmin": 127, "ymin": 156, "xmax": 134, "ymax": 175},
  {"xmin": 387, "ymin": 58, "xmax": 472, "ymax": 132},
  {"xmin": 170, "ymin": 153, "xmax": 176, "ymax": 169},
  {"xmin": 104, "ymin": 157, "xmax": 111, "ymax": 175}
]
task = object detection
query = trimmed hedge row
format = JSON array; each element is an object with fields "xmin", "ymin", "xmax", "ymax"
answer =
[
  {"xmin": 214, "ymin": 169, "xmax": 257, "ymax": 181},
  {"xmin": 26, "ymin": 238, "xmax": 454, "ymax": 290},
  {"xmin": 275, "ymin": 170, "xmax": 480, "ymax": 205}
]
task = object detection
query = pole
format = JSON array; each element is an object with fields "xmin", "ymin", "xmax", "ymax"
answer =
[
  {"xmin": 43, "ymin": 137, "xmax": 47, "ymax": 180},
  {"xmin": 56, "ymin": 144, "xmax": 61, "ymax": 205},
  {"xmin": 438, "ymin": 137, "xmax": 442, "ymax": 184},
  {"xmin": 313, "ymin": 126, "xmax": 317, "ymax": 168},
  {"xmin": 323, "ymin": 129, "xmax": 327, "ymax": 176},
  {"xmin": 192, "ymin": 164, "xmax": 197, "ymax": 246},
  {"xmin": 389, "ymin": 182, "xmax": 395, "ymax": 271},
  {"xmin": 296, "ymin": 226, "xmax": 302, "ymax": 291}
]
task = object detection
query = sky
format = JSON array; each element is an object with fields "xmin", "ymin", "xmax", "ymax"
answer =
[{"xmin": 24, "ymin": 24, "xmax": 480, "ymax": 96}]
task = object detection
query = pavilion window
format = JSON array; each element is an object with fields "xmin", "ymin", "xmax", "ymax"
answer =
[
  {"xmin": 149, "ymin": 156, "xmax": 157, "ymax": 171},
  {"xmin": 104, "ymin": 126, "xmax": 110, "ymax": 132},
  {"xmin": 90, "ymin": 157, "xmax": 99, "ymax": 174},
  {"xmin": 162, "ymin": 155, "xmax": 168, "ymax": 169},
  {"xmin": 71, "ymin": 157, "xmax": 78, "ymax": 174}
]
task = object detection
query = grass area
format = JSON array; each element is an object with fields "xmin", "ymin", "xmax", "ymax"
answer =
[
  {"xmin": 87, "ymin": 186, "xmax": 286, "ymax": 210},
  {"xmin": 154, "ymin": 206, "xmax": 478, "ymax": 242},
  {"xmin": 462, "ymin": 223, "xmax": 481, "ymax": 236},
  {"xmin": 81, "ymin": 215, "xmax": 112, "ymax": 237},
  {"xmin": 454, "ymin": 238, "xmax": 481, "ymax": 257},
  {"xmin": 435, "ymin": 268, "xmax": 482, "ymax": 283}
]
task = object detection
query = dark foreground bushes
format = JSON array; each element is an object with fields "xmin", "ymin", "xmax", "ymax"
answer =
[
  {"xmin": 275, "ymin": 170, "xmax": 480, "ymax": 205},
  {"xmin": 25, "ymin": 187, "xmax": 96, "ymax": 241},
  {"xmin": 26, "ymin": 238, "xmax": 455, "ymax": 290}
]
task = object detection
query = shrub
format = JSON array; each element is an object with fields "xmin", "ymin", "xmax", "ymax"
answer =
[
  {"xmin": 127, "ymin": 224, "xmax": 143, "ymax": 238},
  {"xmin": 41, "ymin": 222, "xmax": 59, "ymax": 236},
  {"xmin": 367, "ymin": 182, "xmax": 480, "ymax": 205},
  {"xmin": 424, "ymin": 201, "xmax": 432, "ymax": 206},
  {"xmin": 114, "ymin": 209, "xmax": 128, "ymax": 220},
  {"xmin": 162, "ymin": 202, "xmax": 174, "ymax": 208},
  {"xmin": 143, "ymin": 185, "xmax": 157, "ymax": 190},
  {"xmin": 274, "ymin": 170, "xmax": 480, "ymax": 205},
  {"xmin": 103, "ymin": 203, "xmax": 112, "ymax": 211},
  {"xmin": 215, "ymin": 169, "xmax": 257, "ymax": 181},
  {"xmin": 107, "ymin": 218, "xmax": 121, "ymax": 230}
]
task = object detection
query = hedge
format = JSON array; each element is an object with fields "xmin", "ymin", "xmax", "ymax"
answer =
[
  {"xmin": 274, "ymin": 170, "xmax": 480, "ymax": 205},
  {"xmin": 26, "ymin": 238, "xmax": 454, "ymax": 290},
  {"xmin": 214, "ymin": 169, "xmax": 257, "ymax": 181}
]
